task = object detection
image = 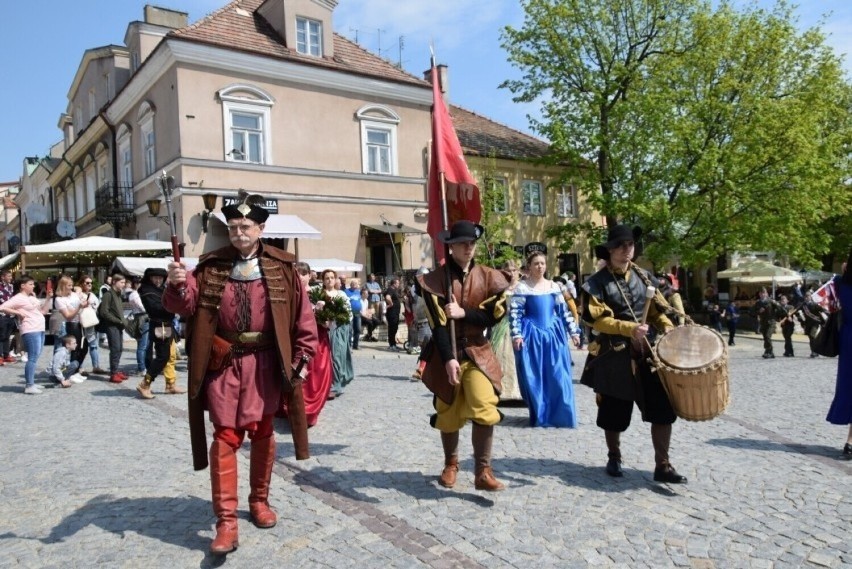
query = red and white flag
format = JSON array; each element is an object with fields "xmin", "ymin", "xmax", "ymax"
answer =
[
  {"xmin": 427, "ymin": 59, "xmax": 480, "ymax": 262},
  {"xmin": 811, "ymin": 279, "xmax": 839, "ymax": 312}
]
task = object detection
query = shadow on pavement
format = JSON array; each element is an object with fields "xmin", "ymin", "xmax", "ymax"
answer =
[
  {"xmin": 706, "ymin": 436, "xmax": 842, "ymax": 458},
  {"xmin": 0, "ymin": 494, "xmax": 212, "ymax": 553},
  {"xmin": 292, "ymin": 466, "xmax": 497, "ymax": 507}
]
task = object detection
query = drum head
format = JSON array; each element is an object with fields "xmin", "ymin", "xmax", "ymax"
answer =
[{"xmin": 656, "ymin": 326, "xmax": 725, "ymax": 370}]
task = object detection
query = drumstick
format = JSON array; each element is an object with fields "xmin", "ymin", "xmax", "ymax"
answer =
[{"xmin": 640, "ymin": 286, "xmax": 656, "ymax": 324}]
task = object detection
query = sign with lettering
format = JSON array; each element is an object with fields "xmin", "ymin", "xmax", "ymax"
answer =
[
  {"xmin": 223, "ymin": 197, "xmax": 278, "ymax": 214},
  {"xmin": 523, "ymin": 242, "xmax": 547, "ymax": 257}
]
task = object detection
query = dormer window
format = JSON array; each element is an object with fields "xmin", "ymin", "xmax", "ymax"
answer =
[{"xmin": 296, "ymin": 17, "xmax": 322, "ymax": 56}]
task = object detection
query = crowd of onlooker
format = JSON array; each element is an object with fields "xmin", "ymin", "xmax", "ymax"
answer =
[{"xmin": 0, "ymin": 268, "xmax": 186, "ymax": 396}]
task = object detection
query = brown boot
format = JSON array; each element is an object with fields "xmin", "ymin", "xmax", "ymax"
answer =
[
  {"xmin": 248, "ymin": 435, "xmax": 277, "ymax": 528},
  {"xmin": 438, "ymin": 430, "xmax": 459, "ymax": 488},
  {"xmin": 472, "ymin": 423, "xmax": 505, "ymax": 491},
  {"xmin": 164, "ymin": 382, "xmax": 186, "ymax": 394},
  {"xmin": 439, "ymin": 458, "xmax": 459, "ymax": 488},
  {"xmin": 136, "ymin": 375, "xmax": 155, "ymax": 399},
  {"xmin": 209, "ymin": 440, "xmax": 239, "ymax": 555},
  {"xmin": 474, "ymin": 466, "xmax": 505, "ymax": 491}
]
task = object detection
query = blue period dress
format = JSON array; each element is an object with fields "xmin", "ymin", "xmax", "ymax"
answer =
[
  {"xmin": 826, "ymin": 273, "xmax": 852, "ymax": 424},
  {"xmin": 510, "ymin": 281, "xmax": 581, "ymax": 427}
]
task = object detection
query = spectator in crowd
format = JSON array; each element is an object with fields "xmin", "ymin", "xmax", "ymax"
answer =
[
  {"xmin": 76, "ymin": 275, "xmax": 107, "ymax": 374},
  {"xmin": 0, "ymin": 270, "xmax": 17, "ymax": 364},
  {"xmin": 359, "ymin": 288, "xmax": 380, "ymax": 342},
  {"xmin": 724, "ymin": 302, "xmax": 740, "ymax": 346},
  {"xmin": 54, "ymin": 274, "xmax": 88, "ymax": 359},
  {"xmin": 47, "ymin": 334, "xmax": 86, "ymax": 387},
  {"xmin": 98, "ymin": 275, "xmax": 112, "ymax": 347},
  {"xmin": 0, "ymin": 276, "xmax": 52, "ymax": 394},
  {"xmin": 365, "ymin": 273, "xmax": 383, "ymax": 319},
  {"xmin": 98, "ymin": 273, "xmax": 129, "ymax": 383},
  {"xmin": 344, "ymin": 278, "xmax": 362, "ymax": 350},
  {"xmin": 384, "ymin": 277, "xmax": 402, "ymax": 351},
  {"xmin": 127, "ymin": 276, "xmax": 149, "ymax": 375}
]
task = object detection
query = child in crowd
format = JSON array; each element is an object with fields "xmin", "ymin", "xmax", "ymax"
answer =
[{"xmin": 48, "ymin": 334, "xmax": 86, "ymax": 388}]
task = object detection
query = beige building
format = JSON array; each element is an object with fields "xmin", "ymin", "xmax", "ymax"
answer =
[{"xmin": 29, "ymin": 0, "xmax": 593, "ymax": 278}]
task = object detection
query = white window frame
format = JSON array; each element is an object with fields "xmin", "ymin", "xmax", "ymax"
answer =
[
  {"xmin": 522, "ymin": 180, "xmax": 544, "ymax": 216},
  {"xmin": 219, "ymin": 85, "xmax": 274, "ymax": 165},
  {"xmin": 88, "ymin": 88, "xmax": 96, "ymax": 120},
  {"xmin": 489, "ymin": 177, "xmax": 509, "ymax": 214},
  {"xmin": 296, "ymin": 17, "xmax": 322, "ymax": 56},
  {"xmin": 117, "ymin": 125, "xmax": 132, "ymax": 186},
  {"xmin": 356, "ymin": 105, "xmax": 400, "ymax": 176},
  {"xmin": 556, "ymin": 184, "xmax": 577, "ymax": 218},
  {"xmin": 82, "ymin": 169, "xmax": 94, "ymax": 216},
  {"xmin": 104, "ymin": 72, "xmax": 113, "ymax": 101}
]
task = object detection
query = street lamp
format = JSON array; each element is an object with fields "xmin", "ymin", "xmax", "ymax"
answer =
[{"xmin": 200, "ymin": 193, "xmax": 218, "ymax": 233}]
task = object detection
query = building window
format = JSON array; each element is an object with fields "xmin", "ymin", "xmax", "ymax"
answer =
[
  {"xmin": 230, "ymin": 112, "xmax": 264, "ymax": 163},
  {"xmin": 522, "ymin": 180, "xmax": 544, "ymax": 216},
  {"xmin": 118, "ymin": 135, "xmax": 132, "ymax": 186},
  {"xmin": 142, "ymin": 124, "xmax": 155, "ymax": 176},
  {"xmin": 219, "ymin": 85, "xmax": 274, "ymax": 165},
  {"xmin": 88, "ymin": 89, "xmax": 96, "ymax": 120},
  {"xmin": 82, "ymin": 170, "xmax": 94, "ymax": 215},
  {"xmin": 356, "ymin": 105, "xmax": 400, "ymax": 176},
  {"xmin": 487, "ymin": 177, "xmax": 509, "ymax": 214},
  {"xmin": 138, "ymin": 101, "xmax": 156, "ymax": 177},
  {"xmin": 296, "ymin": 17, "xmax": 322, "ymax": 56},
  {"xmin": 556, "ymin": 184, "xmax": 577, "ymax": 218},
  {"xmin": 365, "ymin": 127, "xmax": 392, "ymax": 174}
]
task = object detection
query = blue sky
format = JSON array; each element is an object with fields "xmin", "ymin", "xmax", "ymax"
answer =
[{"xmin": 1, "ymin": 0, "xmax": 849, "ymax": 183}]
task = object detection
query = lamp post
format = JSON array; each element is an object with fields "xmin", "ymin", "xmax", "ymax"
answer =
[{"xmin": 154, "ymin": 171, "xmax": 181, "ymax": 262}]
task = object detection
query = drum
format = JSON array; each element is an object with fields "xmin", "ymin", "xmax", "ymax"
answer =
[{"xmin": 653, "ymin": 325, "xmax": 730, "ymax": 421}]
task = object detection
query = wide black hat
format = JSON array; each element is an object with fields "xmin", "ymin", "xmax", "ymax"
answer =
[
  {"xmin": 221, "ymin": 189, "xmax": 270, "ymax": 224},
  {"xmin": 437, "ymin": 220, "xmax": 485, "ymax": 244},
  {"xmin": 143, "ymin": 268, "xmax": 168, "ymax": 279},
  {"xmin": 594, "ymin": 224, "xmax": 642, "ymax": 261}
]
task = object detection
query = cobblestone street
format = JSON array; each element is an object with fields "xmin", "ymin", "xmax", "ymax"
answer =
[{"xmin": 1, "ymin": 331, "xmax": 850, "ymax": 568}]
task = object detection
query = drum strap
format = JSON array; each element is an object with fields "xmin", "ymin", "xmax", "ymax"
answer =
[
  {"xmin": 630, "ymin": 264, "xmax": 690, "ymax": 324},
  {"xmin": 610, "ymin": 270, "xmax": 655, "ymax": 357}
]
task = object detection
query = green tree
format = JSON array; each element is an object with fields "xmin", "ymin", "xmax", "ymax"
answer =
[
  {"xmin": 502, "ymin": 0, "xmax": 852, "ymax": 268},
  {"xmin": 474, "ymin": 152, "xmax": 522, "ymax": 268}
]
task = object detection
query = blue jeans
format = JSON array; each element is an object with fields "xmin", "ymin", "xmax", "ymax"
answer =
[
  {"xmin": 349, "ymin": 314, "xmax": 362, "ymax": 349},
  {"xmin": 136, "ymin": 321, "xmax": 149, "ymax": 372},
  {"xmin": 22, "ymin": 332, "xmax": 45, "ymax": 388}
]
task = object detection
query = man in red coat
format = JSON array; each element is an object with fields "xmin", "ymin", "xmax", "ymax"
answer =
[{"xmin": 165, "ymin": 191, "xmax": 316, "ymax": 555}]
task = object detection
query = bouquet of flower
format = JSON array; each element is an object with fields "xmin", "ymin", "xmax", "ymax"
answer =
[{"xmin": 309, "ymin": 287, "xmax": 351, "ymax": 327}]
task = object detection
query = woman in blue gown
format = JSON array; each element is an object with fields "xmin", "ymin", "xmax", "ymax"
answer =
[
  {"xmin": 826, "ymin": 249, "xmax": 852, "ymax": 459},
  {"xmin": 511, "ymin": 252, "xmax": 582, "ymax": 427}
]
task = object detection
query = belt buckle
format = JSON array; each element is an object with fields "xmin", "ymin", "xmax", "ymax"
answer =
[{"xmin": 237, "ymin": 332, "xmax": 259, "ymax": 343}]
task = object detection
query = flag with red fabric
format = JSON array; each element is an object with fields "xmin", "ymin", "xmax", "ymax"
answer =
[{"xmin": 427, "ymin": 61, "xmax": 481, "ymax": 262}]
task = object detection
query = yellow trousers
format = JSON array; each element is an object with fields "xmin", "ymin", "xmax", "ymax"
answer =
[{"xmin": 433, "ymin": 361, "xmax": 501, "ymax": 432}]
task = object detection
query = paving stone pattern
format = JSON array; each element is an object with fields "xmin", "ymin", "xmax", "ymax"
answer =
[{"xmin": 0, "ymin": 332, "xmax": 850, "ymax": 568}]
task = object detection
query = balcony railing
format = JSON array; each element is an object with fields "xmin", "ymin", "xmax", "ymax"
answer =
[{"xmin": 95, "ymin": 182, "xmax": 135, "ymax": 224}]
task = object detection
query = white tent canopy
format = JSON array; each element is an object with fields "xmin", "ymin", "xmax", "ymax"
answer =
[
  {"xmin": 112, "ymin": 256, "xmax": 199, "ymax": 277},
  {"xmin": 211, "ymin": 213, "xmax": 321, "ymax": 239},
  {"xmin": 301, "ymin": 258, "xmax": 363, "ymax": 272},
  {"xmin": 15, "ymin": 236, "xmax": 174, "ymax": 270}
]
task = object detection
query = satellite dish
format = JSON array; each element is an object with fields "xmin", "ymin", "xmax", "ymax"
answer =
[{"xmin": 56, "ymin": 220, "xmax": 76, "ymax": 238}]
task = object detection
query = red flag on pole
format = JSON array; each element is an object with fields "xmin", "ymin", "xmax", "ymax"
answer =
[{"xmin": 427, "ymin": 60, "xmax": 481, "ymax": 262}]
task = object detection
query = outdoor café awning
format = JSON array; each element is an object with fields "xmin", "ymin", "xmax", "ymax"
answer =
[
  {"xmin": 112, "ymin": 256, "xmax": 200, "ymax": 277},
  {"xmin": 16, "ymin": 236, "xmax": 173, "ymax": 270},
  {"xmin": 362, "ymin": 223, "xmax": 425, "ymax": 235},
  {"xmin": 212, "ymin": 213, "xmax": 321, "ymax": 239},
  {"xmin": 301, "ymin": 258, "xmax": 364, "ymax": 272}
]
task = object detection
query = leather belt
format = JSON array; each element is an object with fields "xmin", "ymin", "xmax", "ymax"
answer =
[
  {"xmin": 217, "ymin": 330, "xmax": 270, "ymax": 344},
  {"xmin": 217, "ymin": 330, "xmax": 275, "ymax": 354}
]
